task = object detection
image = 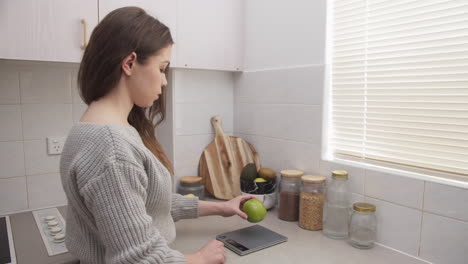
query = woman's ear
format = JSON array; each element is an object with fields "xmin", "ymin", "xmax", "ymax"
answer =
[{"xmin": 122, "ymin": 52, "xmax": 138, "ymax": 76}]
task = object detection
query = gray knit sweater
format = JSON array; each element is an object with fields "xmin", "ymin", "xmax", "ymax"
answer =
[{"xmin": 60, "ymin": 123, "xmax": 198, "ymax": 264}]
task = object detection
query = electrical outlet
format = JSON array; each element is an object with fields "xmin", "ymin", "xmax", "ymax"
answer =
[{"xmin": 47, "ymin": 137, "xmax": 66, "ymax": 155}]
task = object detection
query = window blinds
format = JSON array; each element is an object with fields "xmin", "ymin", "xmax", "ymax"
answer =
[{"xmin": 330, "ymin": 0, "xmax": 468, "ymax": 176}]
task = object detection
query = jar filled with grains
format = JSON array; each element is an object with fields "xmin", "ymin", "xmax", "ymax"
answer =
[
  {"xmin": 349, "ymin": 203, "xmax": 377, "ymax": 249},
  {"xmin": 278, "ymin": 170, "xmax": 304, "ymax": 221},
  {"xmin": 299, "ymin": 175, "xmax": 326, "ymax": 230},
  {"xmin": 177, "ymin": 176, "xmax": 205, "ymax": 199}
]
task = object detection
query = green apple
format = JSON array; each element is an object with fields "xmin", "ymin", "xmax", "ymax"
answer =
[{"xmin": 242, "ymin": 199, "xmax": 267, "ymax": 223}]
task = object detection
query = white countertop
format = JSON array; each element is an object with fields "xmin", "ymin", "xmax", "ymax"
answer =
[
  {"xmin": 10, "ymin": 204, "xmax": 429, "ymax": 264},
  {"xmin": 173, "ymin": 207, "xmax": 428, "ymax": 264}
]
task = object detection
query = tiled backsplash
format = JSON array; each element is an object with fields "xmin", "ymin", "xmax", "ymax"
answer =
[
  {"xmin": 2, "ymin": 43, "xmax": 468, "ymax": 264},
  {"xmin": 0, "ymin": 61, "xmax": 236, "ymax": 213},
  {"xmin": 0, "ymin": 59, "xmax": 83, "ymax": 214},
  {"xmin": 238, "ymin": 0, "xmax": 468, "ymax": 262},
  {"xmin": 234, "ymin": 64, "xmax": 468, "ymax": 263},
  {"xmin": 321, "ymin": 161, "xmax": 468, "ymax": 263},
  {"xmin": 234, "ymin": 66, "xmax": 324, "ymax": 174},
  {"xmin": 172, "ymin": 69, "xmax": 234, "ymax": 183}
]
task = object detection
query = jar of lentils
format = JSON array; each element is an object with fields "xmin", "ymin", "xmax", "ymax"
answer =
[
  {"xmin": 278, "ymin": 170, "xmax": 304, "ymax": 221},
  {"xmin": 299, "ymin": 175, "xmax": 326, "ymax": 231}
]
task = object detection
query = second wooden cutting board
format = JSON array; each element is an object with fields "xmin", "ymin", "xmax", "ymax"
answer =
[{"xmin": 198, "ymin": 116, "xmax": 261, "ymax": 200}]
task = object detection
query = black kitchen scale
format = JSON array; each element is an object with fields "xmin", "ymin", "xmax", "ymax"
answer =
[{"xmin": 216, "ymin": 225, "xmax": 287, "ymax": 256}]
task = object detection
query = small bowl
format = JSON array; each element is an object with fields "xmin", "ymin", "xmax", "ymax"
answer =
[{"xmin": 241, "ymin": 191, "xmax": 276, "ymax": 210}]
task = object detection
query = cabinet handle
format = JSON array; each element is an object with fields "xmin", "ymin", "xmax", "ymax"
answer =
[{"xmin": 81, "ymin": 19, "xmax": 88, "ymax": 50}]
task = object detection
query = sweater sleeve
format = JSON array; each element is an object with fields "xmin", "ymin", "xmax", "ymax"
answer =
[
  {"xmin": 80, "ymin": 162, "xmax": 186, "ymax": 264},
  {"xmin": 170, "ymin": 193, "xmax": 199, "ymax": 222}
]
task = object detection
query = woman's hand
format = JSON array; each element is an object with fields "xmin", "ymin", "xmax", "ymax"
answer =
[
  {"xmin": 198, "ymin": 195, "xmax": 259, "ymax": 219},
  {"xmin": 185, "ymin": 240, "xmax": 226, "ymax": 264},
  {"xmin": 220, "ymin": 195, "xmax": 258, "ymax": 220}
]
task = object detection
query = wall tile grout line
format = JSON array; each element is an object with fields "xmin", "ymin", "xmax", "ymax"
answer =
[
  {"xmin": 375, "ymin": 242, "xmax": 432, "ymax": 264},
  {"xmin": 242, "ymin": 63, "xmax": 325, "ymax": 73},
  {"xmin": 418, "ymin": 181, "xmax": 426, "ymax": 257},
  {"xmin": 176, "ymin": 133, "xmax": 233, "ymax": 137},
  {"xmin": 18, "ymin": 67, "xmax": 29, "ymax": 209},
  {"xmin": 0, "ymin": 175, "xmax": 32, "ymax": 180},
  {"xmin": 235, "ymin": 132, "xmax": 319, "ymax": 145},
  {"xmin": 235, "ymin": 102, "xmax": 323, "ymax": 106},
  {"xmin": 421, "ymin": 209, "xmax": 468, "ymax": 224},
  {"xmin": 365, "ymin": 194, "xmax": 422, "ymax": 212},
  {"xmin": 0, "ymin": 140, "xmax": 24, "ymax": 143},
  {"xmin": 364, "ymin": 169, "xmax": 367, "ymax": 197},
  {"xmin": 367, "ymin": 193, "xmax": 468, "ymax": 224}
]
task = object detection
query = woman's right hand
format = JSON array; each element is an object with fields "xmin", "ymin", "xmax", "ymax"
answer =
[{"xmin": 185, "ymin": 240, "xmax": 226, "ymax": 264}]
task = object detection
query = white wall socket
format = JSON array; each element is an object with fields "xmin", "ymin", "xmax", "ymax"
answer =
[{"xmin": 47, "ymin": 137, "xmax": 66, "ymax": 155}]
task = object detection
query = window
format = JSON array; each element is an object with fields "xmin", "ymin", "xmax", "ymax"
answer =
[{"xmin": 327, "ymin": 0, "xmax": 468, "ymax": 177}]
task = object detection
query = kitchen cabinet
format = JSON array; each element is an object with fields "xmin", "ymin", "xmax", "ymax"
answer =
[
  {"xmin": 100, "ymin": 0, "xmax": 243, "ymax": 71},
  {"xmin": 0, "ymin": 0, "xmax": 98, "ymax": 63},
  {"xmin": 98, "ymin": 0, "xmax": 179, "ymax": 67},
  {"xmin": 176, "ymin": 0, "xmax": 244, "ymax": 71},
  {"xmin": 0, "ymin": 0, "xmax": 244, "ymax": 71}
]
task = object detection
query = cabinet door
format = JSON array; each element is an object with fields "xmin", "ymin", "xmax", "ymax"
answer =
[
  {"xmin": 99, "ymin": 0, "xmax": 178, "ymax": 67},
  {"xmin": 177, "ymin": 0, "xmax": 243, "ymax": 71},
  {"xmin": 0, "ymin": 0, "xmax": 98, "ymax": 63}
]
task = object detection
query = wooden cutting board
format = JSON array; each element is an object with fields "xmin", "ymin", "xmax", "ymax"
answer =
[{"xmin": 198, "ymin": 116, "xmax": 261, "ymax": 200}]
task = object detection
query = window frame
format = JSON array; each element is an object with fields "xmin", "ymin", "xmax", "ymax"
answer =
[{"xmin": 323, "ymin": 0, "xmax": 468, "ymax": 189}]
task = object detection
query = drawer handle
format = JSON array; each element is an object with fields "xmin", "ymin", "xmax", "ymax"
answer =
[{"xmin": 81, "ymin": 19, "xmax": 88, "ymax": 50}]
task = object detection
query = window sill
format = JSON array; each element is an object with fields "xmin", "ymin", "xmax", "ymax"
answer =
[{"xmin": 325, "ymin": 156, "xmax": 468, "ymax": 190}]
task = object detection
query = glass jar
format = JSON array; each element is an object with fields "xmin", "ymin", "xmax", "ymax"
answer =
[
  {"xmin": 322, "ymin": 170, "xmax": 351, "ymax": 239},
  {"xmin": 349, "ymin": 203, "xmax": 377, "ymax": 249},
  {"xmin": 177, "ymin": 176, "xmax": 205, "ymax": 199},
  {"xmin": 278, "ymin": 170, "xmax": 304, "ymax": 221},
  {"xmin": 299, "ymin": 175, "xmax": 326, "ymax": 231}
]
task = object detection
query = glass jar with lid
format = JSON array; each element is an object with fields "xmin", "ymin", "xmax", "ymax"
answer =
[
  {"xmin": 349, "ymin": 202, "xmax": 377, "ymax": 249},
  {"xmin": 299, "ymin": 175, "xmax": 326, "ymax": 231},
  {"xmin": 278, "ymin": 169, "xmax": 304, "ymax": 221},
  {"xmin": 177, "ymin": 176, "xmax": 205, "ymax": 199},
  {"xmin": 322, "ymin": 170, "xmax": 351, "ymax": 239}
]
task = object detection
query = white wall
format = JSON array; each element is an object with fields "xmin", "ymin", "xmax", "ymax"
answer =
[
  {"xmin": 0, "ymin": 59, "xmax": 80, "ymax": 214},
  {"xmin": 235, "ymin": 0, "xmax": 468, "ymax": 263},
  {"xmin": 172, "ymin": 69, "xmax": 234, "ymax": 189},
  {"xmin": 0, "ymin": 60, "xmax": 235, "ymax": 213},
  {"xmin": 235, "ymin": 0, "xmax": 326, "ymax": 180}
]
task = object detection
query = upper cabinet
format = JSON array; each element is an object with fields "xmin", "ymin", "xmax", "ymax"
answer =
[
  {"xmin": 100, "ymin": 0, "xmax": 244, "ymax": 71},
  {"xmin": 98, "ymin": 0, "xmax": 179, "ymax": 67},
  {"xmin": 0, "ymin": 0, "xmax": 98, "ymax": 63},
  {"xmin": 176, "ymin": 0, "xmax": 244, "ymax": 71},
  {"xmin": 0, "ymin": 0, "xmax": 243, "ymax": 71}
]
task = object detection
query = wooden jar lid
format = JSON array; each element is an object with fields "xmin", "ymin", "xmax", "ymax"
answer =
[
  {"xmin": 280, "ymin": 170, "xmax": 304, "ymax": 178},
  {"xmin": 180, "ymin": 176, "xmax": 202, "ymax": 184},
  {"xmin": 301, "ymin": 175, "xmax": 326, "ymax": 183}
]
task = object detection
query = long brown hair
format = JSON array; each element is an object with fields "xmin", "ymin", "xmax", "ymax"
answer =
[{"xmin": 78, "ymin": 6, "xmax": 174, "ymax": 175}]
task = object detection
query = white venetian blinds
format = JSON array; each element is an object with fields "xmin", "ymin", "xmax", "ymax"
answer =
[{"xmin": 330, "ymin": 0, "xmax": 468, "ymax": 176}]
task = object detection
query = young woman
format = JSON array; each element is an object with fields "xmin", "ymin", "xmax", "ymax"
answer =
[{"xmin": 60, "ymin": 7, "xmax": 254, "ymax": 264}]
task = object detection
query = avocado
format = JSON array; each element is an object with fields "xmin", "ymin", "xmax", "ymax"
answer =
[
  {"xmin": 240, "ymin": 163, "xmax": 258, "ymax": 182},
  {"xmin": 258, "ymin": 168, "xmax": 276, "ymax": 181}
]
